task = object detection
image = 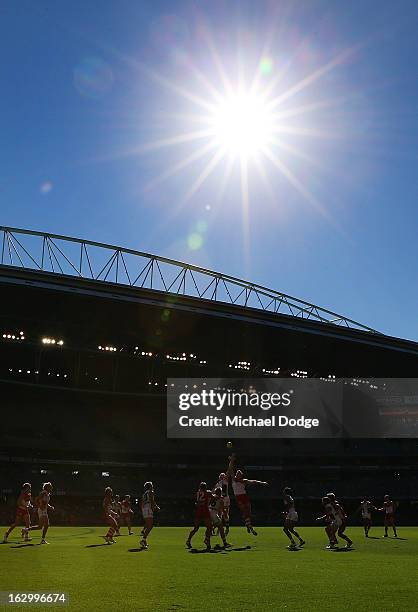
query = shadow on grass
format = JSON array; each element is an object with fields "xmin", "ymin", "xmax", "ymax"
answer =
[
  {"xmin": 85, "ymin": 543, "xmax": 115, "ymax": 548},
  {"xmin": 366, "ymin": 536, "xmax": 380, "ymax": 539},
  {"xmin": 392, "ymin": 537, "xmax": 407, "ymax": 540},
  {"xmin": 331, "ymin": 547, "xmax": 354, "ymax": 552},
  {"xmin": 189, "ymin": 548, "xmax": 224, "ymax": 554},
  {"xmin": 128, "ymin": 548, "xmax": 148, "ymax": 553},
  {"xmin": 189, "ymin": 545, "xmax": 252, "ymax": 554},
  {"xmin": 10, "ymin": 543, "xmax": 35, "ymax": 548}
]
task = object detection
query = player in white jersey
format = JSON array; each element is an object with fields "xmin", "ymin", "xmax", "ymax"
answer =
[
  {"xmin": 209, "ymin": 488, "xmax": 231, "ymax": 548},
  {"xmin": 22, "ymin": 482, "xmax": 54, "ymax": 544},
  {"xmin": 140, "ymin": 482, "xmax": 160, "ymax": 549},
  {"xmin": 213, "ymin": 472, "xmax": 231, "ymax": 535},
  {"xmin": 358, "ymin": 499, "xmax": 377, "ymax": 537},
  {"xmin": 282, "ymin": 487, "xmax": 305, "ymax": 549},
  {"xmin": 227, "ymin": 454, "xmax": 268, "ymax": 535},
  {"xmin": 111, "ymin": 495, "xmax": 122, "ymax": 536},
  {"xmin": 327, "ymin": 492, "xmax": 353, "ymax": 549},
  {"xmin": 316, "ymin": 496, "xmax": 338, "ymax": 549}
]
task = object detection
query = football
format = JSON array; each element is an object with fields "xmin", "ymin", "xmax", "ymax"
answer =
[{"xmin": 226, "ymin": 441, "xmax": 233, "ymax": 448}]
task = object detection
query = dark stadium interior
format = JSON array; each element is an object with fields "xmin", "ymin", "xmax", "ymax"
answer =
[{"xmin": 1, "ymin": 267, "xmax": 418, "ymax": 526}]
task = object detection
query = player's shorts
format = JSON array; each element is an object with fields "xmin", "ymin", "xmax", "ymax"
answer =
[
  {"xmin": 384, "ymin": 513, "xmax": 394, "ymax": 526},
  {"xmin": 121, "ymin": 512, "xmax": 130, "ymax": 519},
  {"xmin": 105, "ymin": 512, "xmax": 118, "ymax": 525},
  {"xmin": 210, "ymin": 510, "xmax": 222, "ymax": 527},
  {"xmin": 222, "ymin": 496, "xmax": 230, "ymax": 510},
  {"xmin": 195, "ymin": 507, "xmax": 210, "ymax": 522},
  {"xmin": 330, "ymin": 518, "xmax": 341, "ymax": 530},
  {"xmin": 235, "ymin": 493, "xmax": 250, "ymax": 507},
  {"xmin": 362, "ymin": 513, "xmax": 371, "ymax": 521},
  {"xmin": 142, "ymin": 506, "xmax": 153, "ymax": 520},
  {"xmin": 15, "ymin": 508, "xmax": 30, "ymax": 523},
  {"xmin": 337, "ymin": 519, "xmax": 347, "ymax": 532},
  {"xmin": 285, "ymin": 511, "xmax": 298, "ymax": 524},
  {"xmin": 38, "ymin": 508, "xmax": 48, "ymax": 520}
]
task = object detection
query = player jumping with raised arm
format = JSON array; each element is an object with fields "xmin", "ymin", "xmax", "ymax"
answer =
[
  {"xmin": 186, "ymin": 482, "xmax": 213, "ymax": 550},
  {"xmin": 3, "ymin": 483, "xmax": 32, "ymax": 543},
  {"xmin": 379, "ymin": 495, "xmax": 398, "ymax": 538},
  {"xmin": 227, "ymin": 454, "xmax": 268, "ymax": 536},
  {"xmin": 358, "ymin": 498, "xmax": 377, "ymax": 537},
  {"xmin": 23, "ymin": 482, "xmax": 54, "ymax": 544},
  {"xmin": 102, "ymin": 487, "xmax": 118, "ymax": 544},
  {"xmin": 282, "ymin": 487, "xmax": 305, "ymax": 549},
  {"xmin": 140, "ymin": 482, "xmax": 160, "ymax": 549},
  {"xmin": 120, "ymin": 494, "xmax": 134, "ymax": 535}
]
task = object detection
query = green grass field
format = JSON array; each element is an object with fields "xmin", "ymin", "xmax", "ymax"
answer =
[{"xmin": 1, "ymin": 526, "xmax": 417, "ymax": 611}]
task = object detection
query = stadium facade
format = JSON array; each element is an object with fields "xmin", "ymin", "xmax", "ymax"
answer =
[{"xmin": 1, "ymin": 227, "xmax": 417, "ymax": 524}]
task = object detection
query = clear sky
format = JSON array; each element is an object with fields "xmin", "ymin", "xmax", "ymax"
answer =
[{"xmin": 1, "ymin": 1, "xmax": 418, "ymax": 340}]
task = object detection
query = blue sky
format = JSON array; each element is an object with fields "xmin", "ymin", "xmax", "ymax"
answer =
[{"xmin": 1, "ymin": 0, "xmax": 418, "ymax": 340}]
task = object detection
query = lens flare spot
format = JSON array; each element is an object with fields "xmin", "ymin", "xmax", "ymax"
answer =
[
  {"xmin": 259, "ymin": 57, "xmax": 273, "ymax": 75},
  {"xmin": 40, "ymin": 181, "xmax": 53, "ymax": 195},
  {"xmin": 188, "ymin": 233, "xmax": 203, "ymax": 250}
]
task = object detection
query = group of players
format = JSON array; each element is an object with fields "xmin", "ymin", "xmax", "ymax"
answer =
[
  {"xmin": 3, "ymin": 454, "xmax": 399, "ymax": 550},
  {"xmin": 103, "ymin": 483, "xmax": 159, "ymax": 548},
  {"xmin": 3, "ymin": 481, "xmax": 54, "ymax": 544}
]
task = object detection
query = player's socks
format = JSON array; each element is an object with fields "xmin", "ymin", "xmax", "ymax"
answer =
[
  {"xmin": 186, "ymin": 540, "xmax": 192, "ymax": 549},
  {"xmin": 299, "ymin": 539, "xmax": 305, "ymax": 547},
  {"xmin": 21, "ymin": 528, "xmax": 30, "ymax": 541},
  {"xmin": 105, "ymin": 526, "xmax": 115, "ymax": 542}
]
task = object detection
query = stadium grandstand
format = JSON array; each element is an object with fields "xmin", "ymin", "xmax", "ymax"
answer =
[{"xmin": 1, "ymin": 226, "xmax": 418, "ymax": 526}]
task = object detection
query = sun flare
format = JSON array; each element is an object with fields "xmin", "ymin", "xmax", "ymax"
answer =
[{"xmin": 209, "ymin": 92, "xmax": 274, "ymax": 158}]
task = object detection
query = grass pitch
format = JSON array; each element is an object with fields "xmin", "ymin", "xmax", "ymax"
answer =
[{"xmin": 1, "ymin": 526, "xmax": 417, "ymax": 611}]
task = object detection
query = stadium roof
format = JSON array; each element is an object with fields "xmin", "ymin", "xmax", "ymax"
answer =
[{"xmin": 0, "ymin": 225, "xmax": 378, "ymax": 334}]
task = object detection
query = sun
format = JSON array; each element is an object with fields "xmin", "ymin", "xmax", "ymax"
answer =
[{"xmin": 209, "ymin": 92, "xmax": 274, "ymax": 159}]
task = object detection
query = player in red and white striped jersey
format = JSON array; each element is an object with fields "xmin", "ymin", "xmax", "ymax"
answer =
[
  {"xmin": 111, "ymin": 494, "xmax": 122, "ymax": 536},
  {"xmin": 3, "ymin": 483, "xmax": 32, "ymax": 543},
  {"xmin": 186, "ymin": 482, "xmax": 213, "ymax": 550},
  {"xmin": 316, "ymin": 496, "xmax": 338, "ymax": 549},
  {"xmin": 327, "ymin": 492, "xmax": 353, "ymax": 549},
  {"xmin": 102, "ymin": 487, "xmax": 119, "ymax": 544},
  {"xmin": 379, "ymin": 495, "xmax": 398, "ymax": 538},
  {"xmin": 120, "ymin": 495, "xmax": 134, "ymax": 535},
  {"xmin": 23, "ymin": 482, "xmax": 54, "ymax": 544},
  {"xmin": 227, "ymin": 454, "xmax": 268, "ymax": 536}
]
